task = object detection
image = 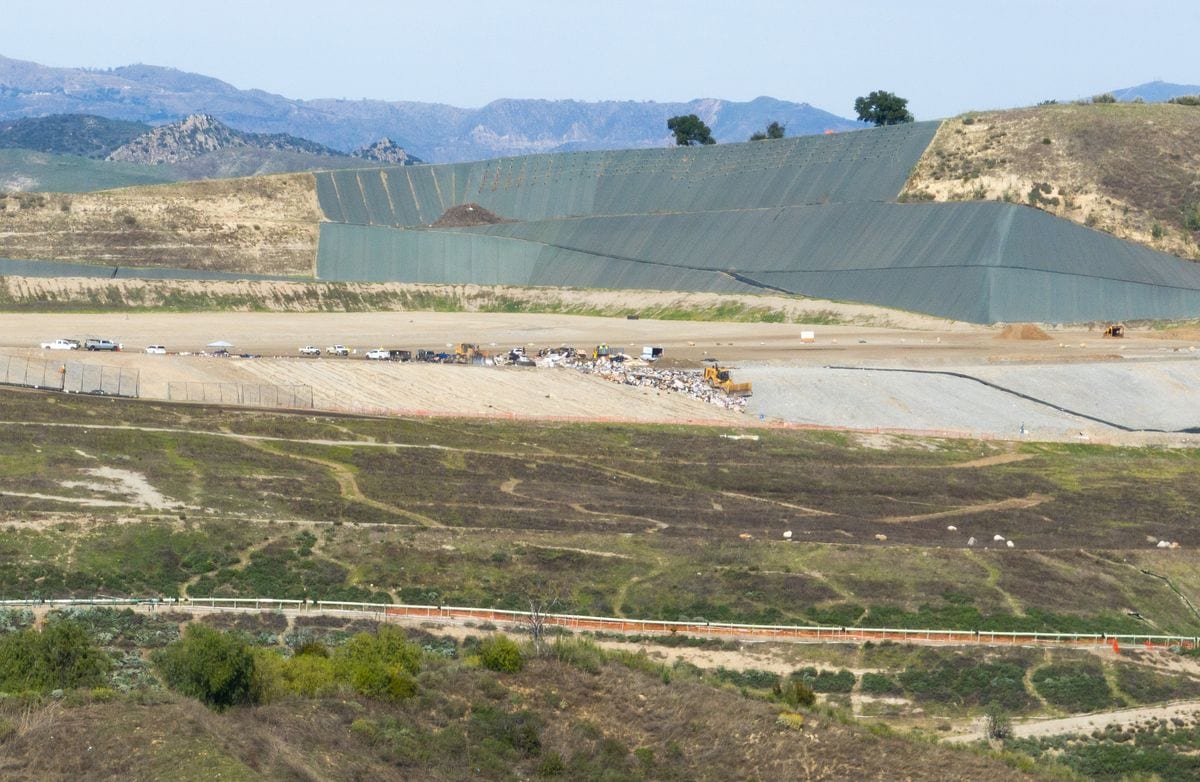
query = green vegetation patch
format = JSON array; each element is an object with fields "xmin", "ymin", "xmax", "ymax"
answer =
[{"xmin": 1031, "ymin": 660, "xmax": 1116, "ymax": 712}]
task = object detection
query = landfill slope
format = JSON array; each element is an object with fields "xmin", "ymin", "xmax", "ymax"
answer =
[
  {"xmin": 313, "ymin": 120, "xmax": 1200, "ymax": 324},
  {"xmin": 740, "ymin": 359, "xmax": 1200, "ymax": 436}
]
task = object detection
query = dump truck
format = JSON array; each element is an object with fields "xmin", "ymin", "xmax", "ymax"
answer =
[
  {"xmin": 703, "ymin": 364, "xmax": 752, "ymax": 397},
  {"xmin": 1102, "ymin": 323, "xmax": 1125, "ymax": 338}
]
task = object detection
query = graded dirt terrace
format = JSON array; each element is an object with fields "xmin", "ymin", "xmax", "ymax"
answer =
[{"xmin": 4, "ymin": 310, "xmax": 1200, "ymax": 441}]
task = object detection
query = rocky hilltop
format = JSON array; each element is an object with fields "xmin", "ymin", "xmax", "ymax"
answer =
[
  {"xmin": 350, "ymin": 137, "xmax": 420, "ymax": 165},
  {"xmin": 106, "ymin": 113, "xmax": 340, "ymax": 165}
]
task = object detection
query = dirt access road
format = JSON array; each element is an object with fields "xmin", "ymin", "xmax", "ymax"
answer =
[{"xmin": 946, "ymin": 700, "xmax": 1200, "ymax": 743}]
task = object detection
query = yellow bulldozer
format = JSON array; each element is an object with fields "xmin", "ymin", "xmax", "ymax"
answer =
[
  {"xmin": 454, "ymin": 343, "xmax": 487, "ymax": 363},
  {"xmin": 703, "ymin": 364, "xmax": 752, "ymax": 397}
]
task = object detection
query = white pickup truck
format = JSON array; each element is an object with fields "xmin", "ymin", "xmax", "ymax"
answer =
[
  {"xmin": 326, "ymin": 344, "xmax": 349, "ymax": 356},
  {"xmin": 40, "ymin": 338, "xmax": 80, "ymax": 350}
]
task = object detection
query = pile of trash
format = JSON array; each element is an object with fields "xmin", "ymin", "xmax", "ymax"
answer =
[
  {"xmin": 492, "ymin": 345, "xmax": 748, "ymax": 412},
  {"xmin": 574, "ymin": 358, "xmax": 748, "ymax": 412}
]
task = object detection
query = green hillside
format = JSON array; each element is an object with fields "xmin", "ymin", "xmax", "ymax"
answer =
[{"xmin": 0, "ymin": 148, "xmax": 177, "ymax": 192}]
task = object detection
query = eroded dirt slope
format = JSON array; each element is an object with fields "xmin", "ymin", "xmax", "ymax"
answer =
[
  {"xmin": 0, "ymin": 173, "xmax": 321, "ymax": 274},
  {"xmin": 902, "ymin": 102, "xmax": 1200, "ymax": 260}
]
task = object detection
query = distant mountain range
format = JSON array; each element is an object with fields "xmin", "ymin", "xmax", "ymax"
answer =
[
  {"xmin": 0, "ymin": 112, "xmax": 423, "ymax": 184},
  {"xmin": 1108, "ymin": 80, "xmax": 1200, "ymax": 102},
  {"xmin": 0, "ymin": 54, "xmax": 860, "ymax": 162}
]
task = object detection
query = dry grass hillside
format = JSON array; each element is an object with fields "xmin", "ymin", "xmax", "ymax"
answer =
[
  {"xmin": 0, "ymin": 173, "xmax": 320, "ymax": 274},
  {"xmin": 901, "ymin": 102, "xmax": 1200, "ymax": 260}
]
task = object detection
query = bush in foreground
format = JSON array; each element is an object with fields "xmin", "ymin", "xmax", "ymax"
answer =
[
  {"xmin": 153, "ymin": 624, "xmax": 256, "ymax": 710},
  {"xmin": 479, "ymin": 634, "xmax": 525, "ymax": 673}
]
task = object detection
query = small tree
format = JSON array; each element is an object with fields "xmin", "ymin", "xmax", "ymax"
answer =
[
  {"xmin": 853, "ymin": 91, "xmax": 915, "ymax": 126},
  {"xmin": 750, "ymin": 121, "xmax": 785, "ymax": 141},
  {"xmin": 1092, "ymin": 93, "xmax": 1117, "ymax": 104},
  {"xmin": 667, "ymin": 114, "xmax": 716, "ymax": 146},
  {"xmin": 154, "ymin": 624, "xmax": 256, "ymax": 710},
  {"xmin": 984, "ymin": 702, "xmax": 1013, "ymax": 741}
]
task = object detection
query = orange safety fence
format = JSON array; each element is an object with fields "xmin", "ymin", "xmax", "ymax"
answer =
[{"xmin": 9, "ymin": 597, "xmax": 1195, "ymax": 650}]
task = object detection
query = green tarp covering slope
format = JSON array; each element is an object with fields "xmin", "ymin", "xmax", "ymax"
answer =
[{"xmin": 314, "ymin": 121, "xmax": 1200, "ymax": 324}]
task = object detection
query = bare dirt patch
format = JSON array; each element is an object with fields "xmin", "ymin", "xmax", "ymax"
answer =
[
  {"xmin": 0, "ymin": 173, "xmax": 321, "ymax": 274},
  {"xmin": 996, "ymin": 323, "xmax": 1051, "ymax": 341},
  {"xmin": 902, "ymin": 103, "xmax": 1200, "ymax": 260}
]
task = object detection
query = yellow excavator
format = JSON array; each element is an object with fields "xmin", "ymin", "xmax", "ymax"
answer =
[{"xmin": 703, "ymin": 364, "xmax": 752, "ymax": 397}]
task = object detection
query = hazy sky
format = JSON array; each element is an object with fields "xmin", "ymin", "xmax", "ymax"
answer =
[{"xmin": 3, "ymin": 0, "xmax": 1197, "ymax": 119}]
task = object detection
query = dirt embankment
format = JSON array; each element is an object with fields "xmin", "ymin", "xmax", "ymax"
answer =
[
  {"xmin": 901, "ymin": 103, "xmax": 1200, "ymax": 260},
  {"xmin": 0, "ymin": 173, "xmax": 321, "ymax": 274},
  {"xmin": 0, "ymin": 276, "xmax": 961, "ymax": 328}
]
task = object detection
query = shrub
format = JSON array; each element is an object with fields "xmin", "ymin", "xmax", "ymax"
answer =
[
  {"xmin": 153, "ymin": 624, "xmax": 256, "ymax": 710},
  {"xmin": 777, "ymin": 711, "xmax": 806, "ymax": 731},
  {"xmin": 1183, "ymin": 203, "xmax": 1200, "ymax": 232},
  {"xmin": 0, "ymin": 619, "xmax": 110, "ymax": 693},
  {"xmin": 1031, "ymin": 662, "xmax": 1114, "ymax": 712},
  {"xmin": 776, "ymin": 677, "xmax": 816, "ymax": 708},
  {"xmin": 1152, "ymin": 221, "xmax": 1165, "ymax": 239},
  {"xmin": 537, "ymin": 750, "xmax": 565, "ymax": 776},
  {"xmin": 470, "ymin": 705, "xmax": 542, "ymax": 758},
  {"xmin": 336, "ymin": 625, "xmax": 421, "ymax": 699},
  {"xmin": 899, "ymin": 659, "xmax": 1031, "ymax": 711},
  {"xmin": 861, "ymin": 672, "xmax": 903, "ymax": 695},
  {"xmin": 479, "ymin": 634, "xmax": 525, "ymax": 673},
  {"xmin": 1168, "ymin": 94, "xmax": 1200, "ymax": 106},
  {"xmin": 552, "ymin": 636, "xmax": 603, "ymax": 674},
  {"xmin": 1092, "ymin": 93, "xmax": 1117, "ymax": 104},
  {"xmin": 793, "ymin": 667, "xmax": 856, "ymax": 693},
  {"xmin": 712, "ymin": 667, "xmax": 780, "ymax": 690}
]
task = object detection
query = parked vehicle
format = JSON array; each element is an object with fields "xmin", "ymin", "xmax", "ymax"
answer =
[
  {"xmin": 389, "ymin": 349, "xmax": 412, "ymax": 362},
  {"xmin": 299, "ymin": 345, "xmax": 321, "ymax": 357},
  {"xmin": 326, "ymin": 344, "xmax": 349, "ymax": 356},
  {"xmin": 84, "ymin": 338, "xmax": 120, "ymax": 351},
  {"xmin": 144, "ymin": 345, "xmax": 167, "ymax": 354},
  {"xmin": 40, "ymin": 338, "xmax": 80, "ymax": 350},
  {"xmin": 365, "ymin": 348, "xmax": 390, "ymax": 360}
]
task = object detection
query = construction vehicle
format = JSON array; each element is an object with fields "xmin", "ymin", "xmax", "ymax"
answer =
[
  {"xmin": 1102, "ymin": 323, "xmax": 1125, "ymax": 338},
  {"xmin": 454, "ymin": 343, "xmax": 488, "ymax": 364},
  {"xmin": 704, "ymin": 364, "xmax": 753, "ymax": 397}
]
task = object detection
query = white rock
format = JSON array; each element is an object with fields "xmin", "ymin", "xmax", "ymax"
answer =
[
  {"xmin": 1006, "ymin": 540, "xmax": 1015, "ymax": 548},
  {"xmin": 967, "ymin": 537, "xmax": 976, "ymax": 546},
  {"xmin": 783, "ymin": 530, "xmax": 792, "ymax": 540},
  {"xmin": 993, "ymin": 534, "xmax": 1005, "ymax": 542},
  {"xmin": 1157, "ymin": 540, "xmax": 1171, "ymax": 548},
  {"xmin": 947, "ymin": 525, "xmax": 957, "ymax": 531}
]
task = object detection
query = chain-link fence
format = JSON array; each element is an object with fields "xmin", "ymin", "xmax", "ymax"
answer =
[
  {"xmin": 167, "ymin": 382, "xmax": 313, "ymax": 409},
  {"xmin": 63, "ymin": 362, "xmax": 140, "ymax": 397},
  {"xmin": 0, "ymin": 355, "xmax": 139, "ymax": 397},
  {"xmin": 0, "ymin": 354, "xmax": 64, "ymax": 390}
]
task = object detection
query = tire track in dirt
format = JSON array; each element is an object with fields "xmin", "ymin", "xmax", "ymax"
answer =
[
  {"xmin": 881, "ymin": 493, "xmax": 1050, "ymax": 523},
  {"xmin": 501, "ymin": 476, "xmax": 670, "ymax": 531},
  {"xmin": 235, "ymin": 435, "xmax": 445, "ymax": 528}
]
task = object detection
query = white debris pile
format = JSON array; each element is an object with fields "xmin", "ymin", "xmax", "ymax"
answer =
[{"xmin": 574, "ymin": 360, "xmax": 749, "ymax": 411}]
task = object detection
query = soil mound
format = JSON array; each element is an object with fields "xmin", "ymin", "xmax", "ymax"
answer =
[
  {"xmin": 996, "ymin": 323, "xmax": 1051, "ymax": 340},
  {"xmin": 432, "ymin": 203, "xmax": 509, "ymax": 227}
]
